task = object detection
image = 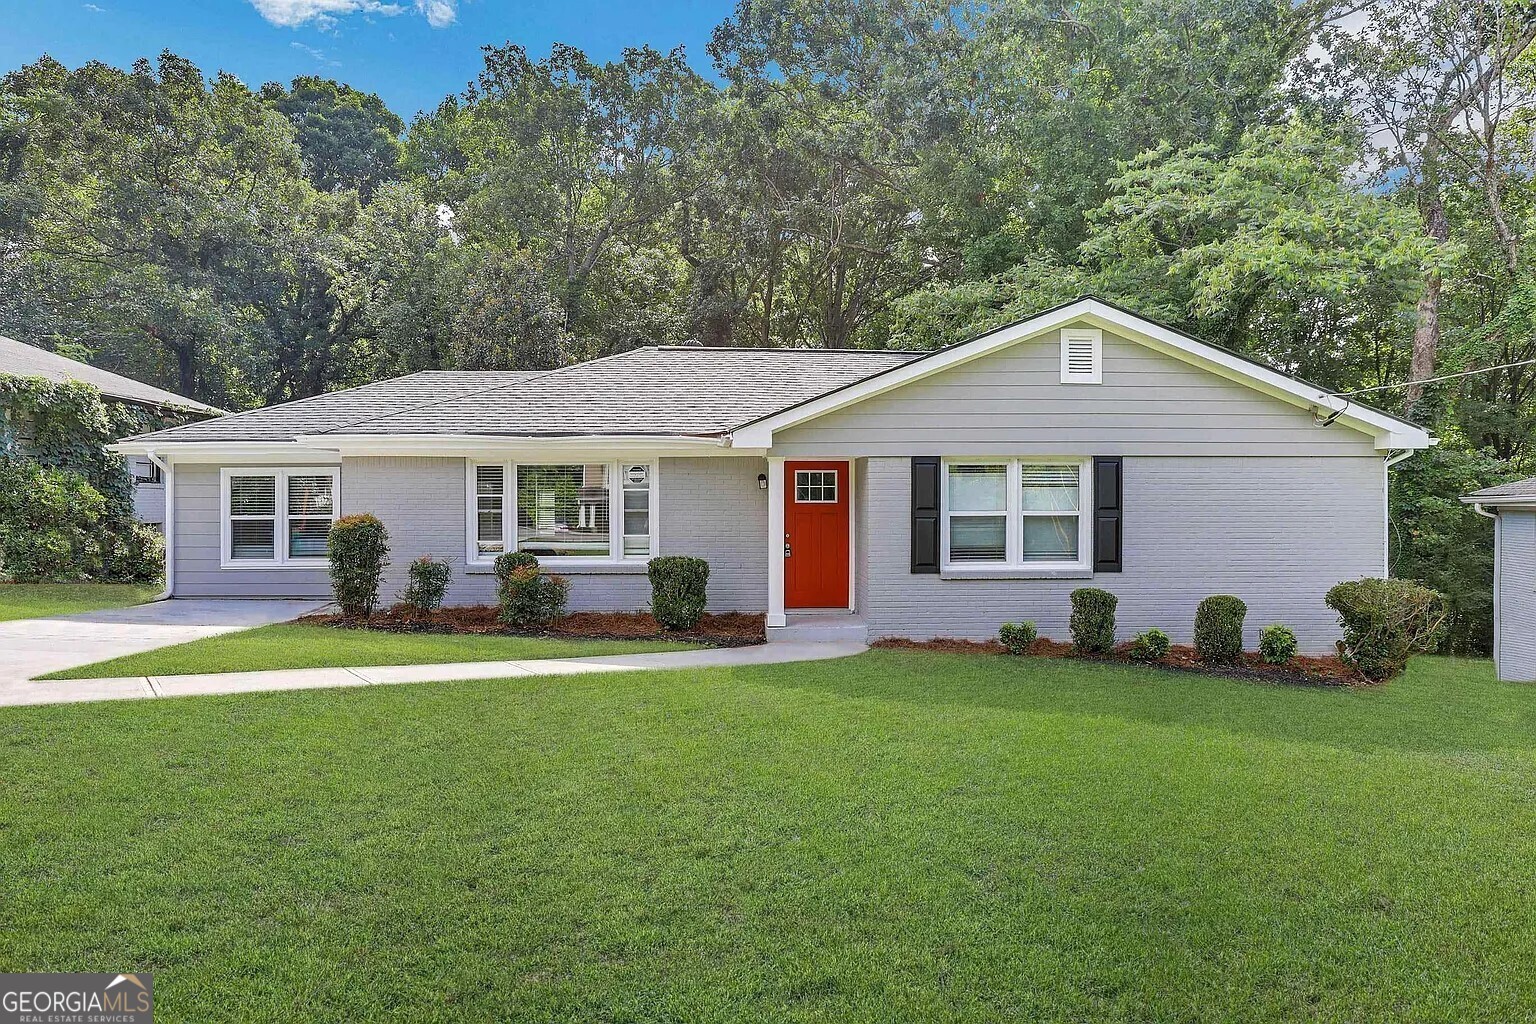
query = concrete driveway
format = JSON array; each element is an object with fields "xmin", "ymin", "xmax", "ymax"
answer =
[{"xmin": 0, "ymin": 599, "xmax": 326, "ymax": 688}]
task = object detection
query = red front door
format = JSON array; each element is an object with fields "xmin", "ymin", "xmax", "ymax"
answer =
[{"xmin": 785, "ymin": 461, "xmax": 850, "ymax": 609}]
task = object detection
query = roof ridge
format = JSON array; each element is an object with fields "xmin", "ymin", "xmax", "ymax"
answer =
[{"xmin": 654, "ymin": 345, "xmax": 922, "ymax": 354}]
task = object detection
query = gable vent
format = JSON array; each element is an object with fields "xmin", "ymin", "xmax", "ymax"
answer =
[{"xmin": 1060, "ymin": 328, "xmax": 1103, "ymax": 384}]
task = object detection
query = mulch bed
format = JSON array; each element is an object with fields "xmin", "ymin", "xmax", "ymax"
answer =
[
  {"xmin": 296, "ymin": 605, "xmax": 767, "ymax": 647},
  {"xmin": 872, "ymin": 635, "xmax": 1367, "ymax": 686}
]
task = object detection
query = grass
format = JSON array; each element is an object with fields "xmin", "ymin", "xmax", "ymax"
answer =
[
  {"xmin": 41, "ymin": 622, "xmax": 699, "ymax": 679},
  {"xmin": 3, "ymin": 651, "xmax": 1535, "ymax": 1022},
  {"xmin": 0, "ymin": 582, "xmax": 159, "ymax": 623}
]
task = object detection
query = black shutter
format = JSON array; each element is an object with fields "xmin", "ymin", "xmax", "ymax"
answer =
[
  {"xmin": 1093, "ymin": 456, "xmax": 1123, "ymax": 573},
  {"xmin": 911, "ymin": 456, "xmax": 940, "ymax": 573}
]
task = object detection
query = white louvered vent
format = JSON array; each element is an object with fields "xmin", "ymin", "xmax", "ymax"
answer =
[{"xmin": 1060, "ymin": 328, "xmax": 1102, "ymax": 384}]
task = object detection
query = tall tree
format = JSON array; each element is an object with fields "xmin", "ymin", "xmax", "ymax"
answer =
[{"xmin": 261, "ymin": 76, "xmax": 405, "ymax": 200}]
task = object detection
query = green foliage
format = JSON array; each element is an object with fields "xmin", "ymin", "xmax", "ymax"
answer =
[
  {"xmin": 0, "ymin": 457, "xmax": 112, "ymax": 581},
  {"xmin": 494, "ymin": 551, "xmax": 540, "ymax": 577},
  {"xmin": 1326, "ymin": 578, "xmax": 1447, "ymax": 681},
  {"xmin": 400, "ymin": 556, "xmax": 451, "ymax": 614},
  {"xmin": 261, "ymin": 76, "xmax": 404, "ymax": 199},
  {"xmin": 328, "ymin": 514, "xmax": 390, "ymax": 618},
  {"xmin": 1194, "ymin": 595, "xmax": 1247, "ymax": 663},
  {"xmin": 497, "ymin": 565, "xmax": 571, "ymax": 630},
  {"xmin": 1069, "ymin": 588, "xmax": 1118, "ymax": 654},
  {"xmin": 1258, "ymin": 624, "xmax": 1298, "ymax": 665},
  {"xmin": 998, "ymin": 621, "xmax": 1038, "ymax": 655},
  {"xmin": 648, "ymin": 556, "xmax": 710, "ymax": 631},
  {"xmin": 1129, "ymin": 628, "xmax": 1172, "ymax": 661}
]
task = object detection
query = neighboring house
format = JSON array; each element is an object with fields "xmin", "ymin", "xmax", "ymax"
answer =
[
  {"xmin": 0, "ymin": 335, "xmax": 221, "ymax": 527},
  {"xmin": 1462, "ymin": 480, "xmax": 1536, "ymax": 681},
  {"xmin": 112, "ymin": 298, "xmax": 1434, "ymax": 650}
]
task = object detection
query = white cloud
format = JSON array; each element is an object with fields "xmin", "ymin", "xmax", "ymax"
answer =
[
  {"xmin": 82, "ymin": 2, "xmax": 106, "ymax": 10},
  {"xmin": 247, "ymin": 0, "xmax": 455, "ymax": 29},
  {"xmin": 291, "ymin": 41, "xmax": 341, "ymax": 66}
]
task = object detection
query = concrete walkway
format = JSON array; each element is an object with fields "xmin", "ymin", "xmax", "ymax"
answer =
[
  {"xmin": 0, "ymin": 641, "xmax": 869, "ymax": 708},
  {"xmin": 0, "ymin": 599, "xmax": 327, "ymax": 685}
]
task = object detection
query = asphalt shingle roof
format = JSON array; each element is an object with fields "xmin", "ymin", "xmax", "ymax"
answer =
[
  {"xmin": 0, "ymin": 334, "xmax": 221, "ymax": 415},
  {"xmin": 1466, "ymin": 477, "xmax": 1536, "ymax": 499},
  {"xmin": 124, "ymin": 349, "xmax": 919, "ymax": 444}
]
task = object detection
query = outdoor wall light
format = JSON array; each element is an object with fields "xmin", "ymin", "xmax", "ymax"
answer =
[{"xmin": 757, "ymin": 473, "xmax": 768, "ymax": 490}]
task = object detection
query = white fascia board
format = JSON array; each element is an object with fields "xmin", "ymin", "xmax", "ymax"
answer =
[
  {"xmin": 295, "ymin": 433, "xmax": 764, "ymax": 459},
  {"xmin": 730, "ymin": 298, "xmax": 1434, "ymax": 452},
  {"xmin": 107, "ymin": 440, "xmax": 341, "ymax": 465},
  {"xmin": 1460, "ymin": 494, "xmax": 1536, "ymax": 508}
]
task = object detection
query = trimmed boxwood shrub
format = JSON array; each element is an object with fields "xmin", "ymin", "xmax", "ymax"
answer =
[
  {"xmin": 401, "ymin": 556, "xmax": 450, "ymax": 614},
  {"xmin": 648, "ymin": 555, "xmax": 710, "ymax": 631},
  {"xmin": 328, "ymin": 514, "xmax": 390, "ymax": 618},
  {"xmin": 495, "ymin": 551, "xmax": 570, "ymax": 629},
  {"xmin": 1129, "ymin": 628, "xmax": 1172, "ymax": 661},
  {"xmin": 1326, "ymin": 578, "xmax": 1446, "ymax": 681},
  {"xmin": 998, "ymin": 621, "xmax": 1037, "ymax": 655},
  {"xmin": 1194, "ymin": 595, "xmax": 1246, "ymax": 662},
  {"xmin": 1258, "ymin": 624, "xmax": 1298, "ymax": 665},
  {"xmin": 1069, "ymin": 588, "xmax": 1117, "ymax": 654}
]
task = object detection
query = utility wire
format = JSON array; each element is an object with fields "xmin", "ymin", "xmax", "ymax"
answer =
[{"xmin": 1331, "ymin": 356, "xmax": 1536, "ymax": 397}]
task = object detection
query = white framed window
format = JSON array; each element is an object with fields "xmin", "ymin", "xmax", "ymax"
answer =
[
  {"xmin": 467, "ymin": 460, "xmax": 658, "ymax": 566},
  {"xmin": 1060, "ymin": 327, "xmax": 1102, "ymax": 384},
  {"xmin": 941, "ymin": 458, "xmax": 1091, "ymax": 571},
  {"xmin": 221, "ymin": 467, "xmax": 340, "ymax": 568},
  {"xmin": 794, "ymin": 469, "xmax": 838, "ymax": 503}
]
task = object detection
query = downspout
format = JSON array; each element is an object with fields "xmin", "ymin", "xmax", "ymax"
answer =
[
  {"xmin": 1469, "ymin": 502, "xmax": 1500, "ymax": 675},
  {"xmin": 146, "ymin": 450, "xmax": 173, "ymax": 601},
  {"xmin": 1381, "ymin": 450, "xmax": 1417, "ymax": 577}
]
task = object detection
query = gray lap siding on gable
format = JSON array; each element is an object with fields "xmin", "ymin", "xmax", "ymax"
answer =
[
  {"xmin": 855, "ymin": 456, "xmax": 1383, "ymax": 653},
  {"xmin": 1496, "ymin": 511, "xmax": 1536, "ymax": 681},
  {"xmin": 171, "ymin": 463, "xmax": 333, "ymax": 598},
  {"xmin": 770, "ymin": 329, "xmax": 1378, "ymax": 459},
  {"xmin": 339, "ymin": 455, "xmax": 769, "ymax": 612}
]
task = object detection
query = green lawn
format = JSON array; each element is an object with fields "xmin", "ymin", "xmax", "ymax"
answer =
[
  {"xmin": 4, "ymin": 651, "xmax": 1535, "ymax": 1022},
  {"xmin": 42, "ymin": 622, "xmax": 698, "ymax": 678},
  {"xmin": 0, "ymin": 582, "xmax": 160, "ymax": 622}
]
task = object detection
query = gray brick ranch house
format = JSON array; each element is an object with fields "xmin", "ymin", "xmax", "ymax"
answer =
[{"xmin": 112, "ymin": 298, "xmax": 1434, "ymax": 650}]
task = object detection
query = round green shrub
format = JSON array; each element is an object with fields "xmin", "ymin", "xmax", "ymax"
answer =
[
  {"xmin": 1193, "ymin": 595, "xmax": 1247, "ymax": 662},
  {"xmin": 494, "ymin": 551, "xmax": 540, "ymax": 578},
  {"xmin": 1129, "ymin": 628, "xmax": 1172, "ymax": 661},
  {"xmin": 648, "ymin": 555, "xmax": 710, "ymax": 631},
  {"xmin": 498, "ymin": 565, "xmax": 570, "ymax": 629},
  {"xmin": 401, "ymin": 556, "xmax": 451, "ymax": 614},
  {"xmin": 1258, "ymin": 624, "xmax": 1298, "ymax": 665},
  {"xmin": 1325, "ymin": 578, "xmax": 1447, "ymax": 681},
  {"xmin": 1069, "ymin": 588, "xmax": 1117, "ymax": 654},
  {"xmin": 998, "ymin": 621, "xmax": 1038, "ymax": 655},
  {"xmin": 328, "ymin": 514, "xmax": 390, "ymax": 618}
]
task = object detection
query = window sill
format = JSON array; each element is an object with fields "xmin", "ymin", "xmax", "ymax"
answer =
[
  {"xmin": 221, "ymin": 561, "xmax": 330, "ymax": 571},
  {"xmin": 940, "ymin": 565, "xmax": 1092, "ymax": 580},
  {"xmin": 466, "ymin": 560, "xmax": 651, "ymax": 575}
]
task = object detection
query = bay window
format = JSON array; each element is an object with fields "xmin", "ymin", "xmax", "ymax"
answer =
[
  {"xmin": 469, "ymin": 460, "xmax": 656, "ymax": 565},
  {"xmin": 941, "ymin": 459, "xmax": 1090, "ymax": 571},
  {"xmin": 222, "ymin": 468, "xmax": 339, "ymax": 567}
]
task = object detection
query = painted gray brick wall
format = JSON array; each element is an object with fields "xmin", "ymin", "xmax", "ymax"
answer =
[
  {"xmin": 340, "ymin": 455, "xmax": 769, "ymax": 613},
  {"xmin": 773, "ymin": 328, "xmax": 1378, "ymax": 459},
  {"xmin": 1496, "ymin": 510, "xmax": 1536, "ymax": 681},
  {"xmin": 171, "ymin": 463, "xmax": 333, "ymax": 598},
  {"xmin": 855, "ymin": 455, "xmax": 1384, "ymax": 653}
]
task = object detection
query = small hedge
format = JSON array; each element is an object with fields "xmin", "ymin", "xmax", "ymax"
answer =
[
  {"xmin": 998, "ymin": 621, "xmax": 1037, "ymax": 655},
  {"xmin": 648, "ymin": 555, "xmax": 709, "ymax": 631},
  {"xmin": 401, "ymin": 556, "xmax": 450, "ymax": 614},
  {"xmin": 1129, "ymin": 628, "xmax": 1171, "ymax": 661},
  {"xmin": 1069, "ymin": 588, "xmax": 1117, "ymax": 654},
  {"xmin": 328, "ymin": 514, "xmax": 390, "ymax": 618},
  {"xmin": 494, "ymin": 552, "xmax": 570, "ymax": 629},
  {"xmin": 1326, "ymin": 578, "xmax": 1446, "ymax": 681},
  {"xmin": 1194, "ymin": 595, "xmax": 1246, "ymax": 663},
  {"xmin": 1258, "ymin": 624, "xmax": 1298, "ymax": 665}
]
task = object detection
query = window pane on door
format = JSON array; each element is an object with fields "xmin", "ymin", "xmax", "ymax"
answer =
[{"xmin": 518, "ymin": 464, "xmax": 611, "ymax": 558}]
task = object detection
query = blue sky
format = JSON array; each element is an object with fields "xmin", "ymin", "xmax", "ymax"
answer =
[{"xmin": 0, "ymin": 0, "xmax": 734, "ymax": 121}]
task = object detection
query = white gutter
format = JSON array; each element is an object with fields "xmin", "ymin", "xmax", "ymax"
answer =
[
  {"xmin": 1470, "ymin": 502, "xmax": 1498, "ymax": 520},
  {"xmin": 145, "ymin": 450, "xmax": 174, "ymax": 601}
]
